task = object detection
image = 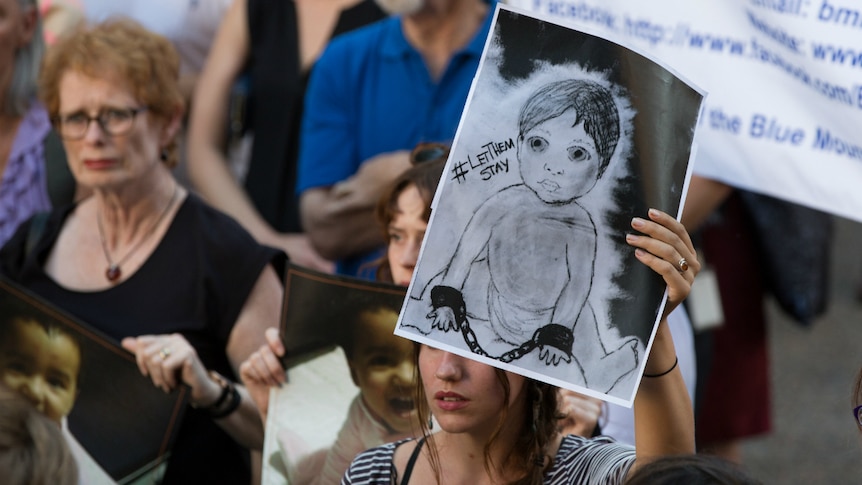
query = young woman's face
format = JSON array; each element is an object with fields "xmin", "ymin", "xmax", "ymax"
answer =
[
  {"xmin": 0, "ymin": 318, "xmax": 80, "ymax": 423},
  {"xmin": 348, "ymin": 308, "xmax": 416, "ymax": 435},
  {"xmin": 518, "ymin": 108, "xmax": 601, "ymax": 204},
  {"xmin": 419, "ymin": 345, "xmax": 526, "ymax": 436},
  {"xmin": 387, "ymin": 184, "xmax": 428, "ymax": 286}
]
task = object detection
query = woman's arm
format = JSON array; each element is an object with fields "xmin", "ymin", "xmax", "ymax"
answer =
[
  {"xmin": 186, "ymin": 0, "xmax": 258, "ymax": 235},
  {"xmin": 680, "ymin": 175, "xmax": 732, "ymax": 232},
  {"xmin": 219, "ymin": 264, "xmax": 284, "ymax": 449},
  {"xmin": 186, "ymin": 0, "xmax": 333, "ymax": 272},
  {"xmin": 625, "ymin": 209, "xmax": 698, "ymax": 471},
  {"xmin": 122, "ymin": 264, "xmax": 283, "ymax": 451}
]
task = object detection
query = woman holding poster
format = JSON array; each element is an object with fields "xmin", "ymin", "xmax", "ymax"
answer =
[
  {"xmin": 0, "ymin": 19, "xmax": 283, "ymax": 484},
  {"xmin": 342, "ymin": 208, "xmax": 697, "ymax": 484}
]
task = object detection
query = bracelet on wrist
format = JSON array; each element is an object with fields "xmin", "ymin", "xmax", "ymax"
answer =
[
  {"xmin": 192, "ymin": 370, "xmax": 241, "ymax": 419},
  {"xmin": 191, "ymin": 370, "xmax": 230, "ymax": 410},
  {"xmin": 643, "ymin": 356, "xmax": 678, "ymax": 378},
  {"xmin": 209, "ymin": 382, "xmax": 241, "ymax": 419}
]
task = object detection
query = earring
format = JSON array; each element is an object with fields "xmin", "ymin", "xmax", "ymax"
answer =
[{"xmin": 427, "ymin": 413, "xmax": 434, "ymax": 430}]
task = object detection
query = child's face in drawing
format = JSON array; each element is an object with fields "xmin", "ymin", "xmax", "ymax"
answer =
[
  {"xmin": 387, "ymin": 184, "xmax": 427, "ymax": 287},
  {"xmin": 519, "ymin": 108, "xmax": 601, "ymax": 204},
  {"xmin": 348, "ymin": 308, "xmax": 416, "ymax": 434},
  {"xmin": 0, "ymin": 318, "xmax": 80, "ymax": 423}
]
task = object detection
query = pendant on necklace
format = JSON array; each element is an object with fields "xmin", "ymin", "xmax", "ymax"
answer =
[{"xmin": 106, "ymin": 264, "xmax": 122, "ymax": 282}]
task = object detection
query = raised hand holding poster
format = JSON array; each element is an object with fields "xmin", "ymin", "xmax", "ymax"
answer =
[{"xmin": 396, "ymin": 4, "xmax": 704, "ymax": 407}]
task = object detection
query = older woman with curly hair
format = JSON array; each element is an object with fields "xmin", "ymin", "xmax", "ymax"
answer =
[{"xmin": 0, "ymin": 19, "xmax": 284, "ymax": 484}]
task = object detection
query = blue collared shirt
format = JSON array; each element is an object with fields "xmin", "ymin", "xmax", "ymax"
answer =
[{"xmin": 297, "ymin": 4, "xmax": 496, "ymax": 276}]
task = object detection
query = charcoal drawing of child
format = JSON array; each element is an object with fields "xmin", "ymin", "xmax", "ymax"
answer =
[{"xmin": 421, "ymin": 79, "xmax": 638, "ymax": 387}]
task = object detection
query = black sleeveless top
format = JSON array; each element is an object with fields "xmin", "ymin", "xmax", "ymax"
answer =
[
  {"xmin": 0, "ymin": 194, "xmax": 284, "ymax": 484},
  {"xmin": 244, "ymin": 0, "xmax": 386, "ymax": 232}
]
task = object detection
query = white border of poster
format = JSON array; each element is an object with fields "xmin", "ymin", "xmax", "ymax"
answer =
[{"xmin": 396, "ymin": 4, "xmax": 704, "ymax": 407}]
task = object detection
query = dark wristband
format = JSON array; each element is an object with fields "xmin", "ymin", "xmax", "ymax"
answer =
[
  {"xmin": 643, "ymin": 356, "xmax": 679, "ymax": 378},
  {"xmin": 430, "ymin": 286, "xmax": 466, "ymax": 324},
  {"xmin": 197, "ymin": 370, "xmax": 230, "ymax": 410},
  {"xmin": 532, "ymin": 324, "xmax": 574, "ymax": 356},
  {"xmin": 208, "ymin": 383, "xmax": 241, "ymax": 419},
  {"xmin": 193, "ymin": 371, "xmax": 241, "ymax": 419}
]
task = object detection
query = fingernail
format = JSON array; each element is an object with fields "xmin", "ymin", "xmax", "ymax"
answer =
[
  {"xmin": 648, "ymin": 208, "xmax": 659, "ymax": 218},
  {"xmin": 635, "ymin": 248, "xmax": 647, "ymax": 257},
  {"xmin": 631, "ymin": 217, "xmax": 645, "ymax": 228},
  {"xmin": 626, "ymin": 233, "xmax": 638, "ymax": 242}
]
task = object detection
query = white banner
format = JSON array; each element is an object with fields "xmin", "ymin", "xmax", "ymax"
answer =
[{"xmin": 508, "ymin": 0, "xmax": 862, "ymax": 221}]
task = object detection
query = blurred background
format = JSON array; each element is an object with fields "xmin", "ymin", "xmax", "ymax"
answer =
[{"xmin": 740, "ymin": 215, "xmax": 862, "ymax": 484}]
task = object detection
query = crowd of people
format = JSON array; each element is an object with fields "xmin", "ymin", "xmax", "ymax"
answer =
[{"xmin": 0, "ymin": 0, "xmax": 846, "ymax": 484}]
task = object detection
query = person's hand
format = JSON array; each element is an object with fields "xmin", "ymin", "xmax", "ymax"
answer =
[
  {"xmin": 538, "ymin": 345, "xmax": 572, "ymax": 366},
  {"xmin": 270, "ymin": 232, "xmax": 335, "ymax": 274},
  {"xmin": 238, "ymin": 327, "xmax": 286, "ymax": 419},
  {"xmin": 427, "ymin": 285, "xmax": 466, "ymax": 332},
  {"xmin": 534, "ymin": 324, "xmax": 574, "ymax": 366},
  {"xmin": 426, "ymin": 306, "xmax": 457, "ymax": 332},
  {"xmin": 626, "ymin": 209, "xmax": 699, "ymax": 318},
  {"xmin": 121, "ymin": 333, "xmax": 221, "ymax": 406},
  {"xmin": 557, "ymin": 390, "xmax": 603, "ymax": 437}
]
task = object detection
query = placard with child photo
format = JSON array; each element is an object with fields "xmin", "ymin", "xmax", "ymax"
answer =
[
  {"xmin": 0, "ymin": 278, "xmax": 187, "ymax": 484},
  {"xmin": 396, "ymin": 4, "xmax": 704, "ymax": 407},
  {"xmin": 262, "ymin": 264, "xmax": 413, "ymax": 485}
]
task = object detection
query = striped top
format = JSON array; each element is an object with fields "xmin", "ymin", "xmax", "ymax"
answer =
[{"xmin": 341, "ymin": 434, "xmax": 636, "ymax": 485}]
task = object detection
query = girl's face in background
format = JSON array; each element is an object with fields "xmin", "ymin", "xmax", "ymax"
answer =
[{"xmin": 387, "ymin": 184, "xmax": 427, "ymax": 287}]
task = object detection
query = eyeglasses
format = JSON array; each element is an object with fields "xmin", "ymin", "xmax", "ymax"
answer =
[
  {"xmin": 410, "ymin": 143, "xmax": 450, "ymax": 165},
  {"xmin": 54, "ymin": 107, "xmax": 148, "ymax": 140},
  {"xmin": 854, "ymin": 405, "xmax": 862, "ymax": 427}
]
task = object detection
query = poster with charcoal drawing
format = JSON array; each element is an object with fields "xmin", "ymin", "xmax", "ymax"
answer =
[
  {"xmin": 0, "ymin": 278, "xmax": 187, "ymax": 484},
  {"xmin": 262, "ymin": 264, "xmax": 412, "ymax": 485},
  {"xmin": 395, "ymin": 4, "xmax": 704, "ymax": 407}
]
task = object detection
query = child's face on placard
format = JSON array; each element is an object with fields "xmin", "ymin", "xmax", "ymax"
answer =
[
  {"xmin": 519, "ymin": 108, "xmax": 601, "ymax": 204},
  {"xmin": 0, "ymin": 318, "xmax": 80, "ymax": 423},
  {"xmin": 347, "ymin": 307, "xmax": 416, "ymax": 434}
]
